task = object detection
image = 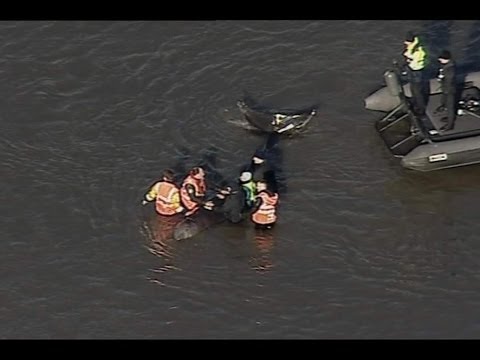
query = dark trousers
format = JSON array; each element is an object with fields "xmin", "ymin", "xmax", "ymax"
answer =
[
  {"xmin": 440, "ymin": 90, "xmax": 456, "ymax": 129},
  {"xmin": 407, "ymin": 68, "xmax": 426, "ymax": 115}
]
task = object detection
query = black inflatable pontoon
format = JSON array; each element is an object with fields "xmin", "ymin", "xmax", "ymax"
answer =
[{"xmin": 365, "ymin": 64, "xmax": 480, "ymax": 172}]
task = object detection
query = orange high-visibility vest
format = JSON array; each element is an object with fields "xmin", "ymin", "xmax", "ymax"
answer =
[
  {"xmin": 180, "ymin": 175, "xmax": 206, "ymax": 215},
  {"xmin": 154, "ymin": 181, "xmax": 181, "ymax": 216},
  {"xmin": 251, "ymin": 191, "xmax": 278, "ymax": 225}
]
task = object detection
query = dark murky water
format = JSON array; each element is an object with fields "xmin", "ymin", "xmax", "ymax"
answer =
[{"xmin": 2, "ymin": 20, "xmax": 480, "ymax": 339}]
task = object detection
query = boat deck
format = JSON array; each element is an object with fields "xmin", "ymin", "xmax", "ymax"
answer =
[
  {"xmin": 425, "ymin": 93, "xmax": 480, "ymax": 136},
  {"xmin": 374, "ymin": 90, "xmax": 480, "ymax": 157}
]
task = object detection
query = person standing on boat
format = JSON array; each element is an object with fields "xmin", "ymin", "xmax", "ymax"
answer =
[
  {"xmin": 142, "ymin": 169, "xmax": 185, "ymax": 216},
  {"xmin": 403, "ymin": 32, "xmax": 428, "ymax": 115},
  {"xmin": 435, "ymin": 50, "xmax": 457, "ymax": 131}
]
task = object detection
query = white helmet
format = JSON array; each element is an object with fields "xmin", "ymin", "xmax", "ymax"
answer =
[{"xmin": 239, "ymin": 171, "xmax": 252, "ymax": 182}]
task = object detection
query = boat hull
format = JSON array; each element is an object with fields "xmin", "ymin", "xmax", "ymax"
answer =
[{"xmin": 401, "ymin": 135, "xmax": 480, "ymax": 171}]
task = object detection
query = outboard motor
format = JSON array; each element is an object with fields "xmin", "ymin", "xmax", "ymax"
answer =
[
  {"xmin": 458, "ymin": 86, "xmax": 480, "ymax": 114},
  {"xmin": 384, "ymin": 70, "xmax": 402, "ymax": 97}
]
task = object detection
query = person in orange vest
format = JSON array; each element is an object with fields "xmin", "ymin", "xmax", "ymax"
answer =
[
  {"xmin": 180, "ymin": 166, "xmax": 228, "ymax": 217},
  {"xmin": 250, "ymin": 180, "xmax": 279, "ymax": 230},
  {"xmin": 142, "ymin": 169, "xmax": 184, "ymax": 216}
]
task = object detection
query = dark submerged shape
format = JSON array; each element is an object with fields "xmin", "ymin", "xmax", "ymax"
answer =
[
  {"xmin": 237, "ymin": 96, "xmax": 317, "ymax": 135},
  {"xmin": 221, "ymin": 132, "xmax": 284, "ymax": 224},
  {"xmin": 147, "ymin": 121, "xmax": 287, "ymax": 242}
]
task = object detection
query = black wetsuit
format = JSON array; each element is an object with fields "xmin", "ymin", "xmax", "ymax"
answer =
[
  {"xmin": 240, "ymin": 133, "xmax": 283, "ymax": 194},
  {"xmin": 241, "ymin": 160, "xmax": 274, "ymax": 182},
  {"xmin": 438, "ymin": 60, "xmax": 457, "ymax": 130}
]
